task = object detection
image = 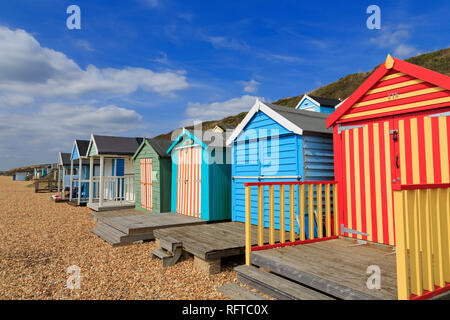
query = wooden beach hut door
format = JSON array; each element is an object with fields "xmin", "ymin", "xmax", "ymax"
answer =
[
  {"xmin": 339, "ymin": 119, "xmax": 397, "ymax": 246},
  {"xmin": 140, "ymin": 159, "xmax": 152, "ymax": 210},
  {"xmin": 176, "ymin": 146, "xmax": 201, "ymax": 218}
]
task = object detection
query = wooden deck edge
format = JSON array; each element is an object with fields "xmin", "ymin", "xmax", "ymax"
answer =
[{"xmin": 251, "ymin": 251, "xmax": 381, "ymax": 300}]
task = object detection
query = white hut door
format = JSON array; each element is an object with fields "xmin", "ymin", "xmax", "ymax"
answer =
[
  {"xmin": 140, "ymin": 159, "xmax": 152, "ymax": 210},
  {"xmin": 176, "ymin": 146, "xmax": 201, "ymax": 218}
]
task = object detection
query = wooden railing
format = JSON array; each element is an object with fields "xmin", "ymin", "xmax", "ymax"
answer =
[
  {"xmin": 90, "ymin": 175, "xmax": 135, "ymax": 204},
  {"xmin": 393, "ymin": 183, "xmax": 450, "ymax": 300},
  {"xmin": 244, "ymin": 181, "xmax": 339, "ymax": 266}
]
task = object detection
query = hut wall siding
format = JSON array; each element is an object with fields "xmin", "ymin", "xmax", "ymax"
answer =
[{"xmin": 133, "ymin": 143, "xmax": 162, "ymax": 213}]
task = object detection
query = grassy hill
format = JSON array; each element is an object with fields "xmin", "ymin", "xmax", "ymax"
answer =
[{"xmin": 155, "ymin": 48, "xmax": 450, "ymax": 140}]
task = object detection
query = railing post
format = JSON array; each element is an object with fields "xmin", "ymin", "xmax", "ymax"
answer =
[
  {"xmin": 269, "ymin": 185, "xmax": 275, "ymax": 245},
  {"xmin": 245, "ymin": 185, "xmax": 251, "ymax": 266},
  {"xmin": 299, "ymin": 184, "xmax": 305, "ymax": 241},
  {"xmin": 289, "ymin": 185, "xmax": 295, "ymax": 242},
  {"xmin": 89, "ymin": 157, "xmax": 94, "ymax": 205},
  {"xmin": 333, "ymin": 184, "xmax": 339, "ymax": 236},
  {"xmin": 325, "ymin": 184, "xmax": 331, "ymax": 237},
  {"xmin": 308, "ymin": 184, "xmax": 314, "ymax": 240},
  {"xmin": 258, "ymin": 185, "xmax": 264, "ymax": 246},
  {"xmin": 393, "ymin": 190, "xmax": 410, "ymax": 300},
  {"xmin": 279, "ymin": 185, "xmax": 285, "ymax": 244}
]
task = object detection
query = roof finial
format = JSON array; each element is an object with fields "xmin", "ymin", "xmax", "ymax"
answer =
[{"xmin": 385, "ymin": 54, "xmax": 394, "ymax": 69}]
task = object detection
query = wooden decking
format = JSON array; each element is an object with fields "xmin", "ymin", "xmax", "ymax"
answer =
[
  {"xmin": 154, "ymin": 222, "xmax": 287, "ymax": 274},
  {"xmin": 91, "ymin": 210, "xmax": 206, "ymax": 246},
  {"xmin": 88, "ymin": 200, "xmax": 135, "ymax": 212},
  {"xmin": 249, "ymin": 238, "xmax": 397, "ymax": 300}
]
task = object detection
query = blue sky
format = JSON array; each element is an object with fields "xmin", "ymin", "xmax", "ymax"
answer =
[{"xmin": 0, "ymin": 0, "xmax": 449, "ymax": 170}]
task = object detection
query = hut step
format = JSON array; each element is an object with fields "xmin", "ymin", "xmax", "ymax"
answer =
[
  {"xmin": 160, "ymin": 236, "xmax": 182, "ymax": 253},
  {"xmin": 91, "ymin": 221, "xmax": 127, "ymax": 246},
  {"xmin": 151, "ymin": 249, "xmax": 181, "ymax": 267},
  {"xmin": 235, "ymin": 265, "xmax": 334, "ymax": 300},
  {"xmin": 216, "ymin": 283, "xmax": 267, "ymax": 300}
]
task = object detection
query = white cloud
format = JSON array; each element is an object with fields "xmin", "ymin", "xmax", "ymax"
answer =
[
  {"xmin": 182, "ymin": 95, "xmax": 260, "ymax": 126},
  {"xmin": 369, "ymin": 24, "xmax": 418, "ymax": 58},
  {"xmin": 238, "ymin": 79, "xmax": 261, "ymax": 93},
  {"xmin": 0, "ymin": 94, "xmax": 34, "ymax": 107},
  {"xmin": 74, "ymin": 39, "xmax": 95, "ymax": 52},
  {"xmin": 0, "ymin": 26, "xmax": 189, "ymax": 99}
]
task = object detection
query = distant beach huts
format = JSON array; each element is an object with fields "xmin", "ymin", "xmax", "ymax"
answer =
[
  {"xmin": 167, "ymin": 128, "xmax": 231, "ymax": 221},
  {"xmin": 132, "ymin": 138, "xmax": 173, "ymax": 213},
  {"xmin": 226, "ymin": 99, "xmax": 336, "ymax": 236},
  {"xmin": 69, "ymin": 139, "xmax": 92, "ymax": 205}
]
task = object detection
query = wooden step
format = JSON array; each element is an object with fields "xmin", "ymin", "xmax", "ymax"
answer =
[
  {"xmin": 216, "ymin": 283, "xmax": 267, "ymax": 300},
  {"xmin": 235, "ymin": 265, "xmax": 334, "ymax": 300},
  {"xmin": 160, "ymin": 235, "xmax": 182, "ymax": 252},
  {"xmin": 151, "ymin": 249, "xmax": 177, "ymax": 267},
  {"xmin": 91, "ymin": 221, "xmax": 127, "ymax": 246}
]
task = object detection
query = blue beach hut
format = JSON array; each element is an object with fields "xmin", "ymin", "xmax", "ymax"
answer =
[{"xmin": 226, "ymin": 99, "xmax": 335, "ymax": 237}]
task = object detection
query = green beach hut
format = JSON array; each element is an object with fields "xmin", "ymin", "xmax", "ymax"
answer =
[{"xmin": 132, "ymin": 138, "xmax": 173, "ymax": 213}]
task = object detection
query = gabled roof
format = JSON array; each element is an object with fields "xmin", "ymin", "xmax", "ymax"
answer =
[
  {"xmin": 88, "ymin": 135, "xmax": 144, "ymax": 156},
  {"xmin": 226, "ymin": 99, "xmax": 331, "ymax": 145},
  {"xmin": 58, "ymin": 152, "xmax": 71, "ymax": 166},
  {"xmin": 167, "ymin": 128, "xmax": 227, "ymax": 154},
  {"xmin": 327, "ymin": 54, "xmax": 450, "ymax": 128},
  {"xmin": 296, "ymin": 94, "xmax": 341, "ymax": 109},
  {"xmin": 133, "ymin": 138, "xmax": 173, "ymax": 159},
  {"xmin": 71, "ymin": 139, "xmax": 90, "ymax": 160}
]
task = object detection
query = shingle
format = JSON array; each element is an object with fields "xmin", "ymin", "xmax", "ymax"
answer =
[
  {"xmin": 308, "ymin": 95, "xmax": 342, "ymax": 108},
  {"xmin": 146, "ymin": 139, "xmax": 173, "ymax": 158},
  {"xmin": 93, "ymin": 135, "xmax": 144, "ymax": 155},
  {"xmin": 262, "ymin": 102, "xmax": 332, "ymax": 134}
]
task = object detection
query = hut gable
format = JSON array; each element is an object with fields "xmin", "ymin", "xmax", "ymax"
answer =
[
  {"xmin": 327, "ymin": 54, "xmax": 450, "ymax": 127},
  {"xmin": 296, "ymin": 94, "xmax": 341, "ymax": 114},
  {"xmin": 71, "ymin": 139, "xmax": 90, "ymax": 160}
]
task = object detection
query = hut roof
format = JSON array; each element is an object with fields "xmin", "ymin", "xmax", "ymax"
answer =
[{"xmin": 92, "ymin": 135, "xmax": 144, "ymax": 156}]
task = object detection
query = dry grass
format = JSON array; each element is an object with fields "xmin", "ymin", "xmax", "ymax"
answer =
[{"xmin": 0, "ymin": 176, "xmax": 238, "ymax": 300}]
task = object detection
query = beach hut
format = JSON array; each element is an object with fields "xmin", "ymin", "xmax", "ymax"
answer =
[
  {"xmin": 326, "ymin": 55, "xmax": 450, "ymax": 246},
  {"xmin": 86, "ymin": 134, "xmax": 143, "ymax": 211},
  {"xmin": 56, "ymin": 152, "xmax": 73, "ymax": 199},
  {"xmin": 14, "ymin": 171, "xmax": 28, "ymax": 181},
  {"xmin": 69, "ymin": 140, "xmax": 96, "ymax": 206},
  {"xmin": 132, "ymin": 138, "xmax": 173, "ymax": 213},
  {"xmin": 295, "ymin": 94, "xmax": 341, "ymax": 113},
  {"xmin": 226, "ymin": 99, "xmax": 334, "ymax": 236},
  {"xmin": 167, "ymin": 128, "xmax": 231, "ymax": 221}
]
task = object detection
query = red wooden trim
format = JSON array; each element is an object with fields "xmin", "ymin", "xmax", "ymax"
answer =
[
  {"xmin": 327, "ymin": 56, "xmax": 450, "ymax": 128},
  {"xmin": 393, "ymin": 183, "xmax": 450, "ymax": 191},
  {"xmin": 244, "ymin": 181, "xmax": 338, "ymax": 187},
  {"xmin": 393, "ymin": 58, "xmax": 450, "ymax": 92},
  {"xmin": 327, "ymin": 64, "xmax": 389, "ymax": 128},
  {"xmin": 251, "ymin": 236, "xmax": 339, "ymax": 251},
  {"xmin": 410, "ymin": 282, "xmax": 450, "ymax": 300}
]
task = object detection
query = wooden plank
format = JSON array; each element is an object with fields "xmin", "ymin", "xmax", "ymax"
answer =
[
  {"xmin": 325, "ymin": 184, "xmax": 331, "ymax": 237},
  {"xmin": 279, "ymin": 185, "xmax": 285, "ymax": 244},
  {"xmin": 245, "ymin": 187, "xmax": 251, "ymax": 266},
  {"xmin": 217, "ymin": 282, "xmax": 267, "ymax": 300},
  {"xmin": 408, "ymin": 190, "xmax": 422, "ymax": 296},
  {"xmin": 258, "ymin": 185, "xmax": 264, "ymax": 246},
  {"xmin": 308, "ymin": 184, "xmax": 314, "ymax": 239},
  {"xmin": 317, "ymin": 184, "xmax": 323, "ymax": 238},
  {"xmin": 269, "ymin": 185, "xmax": 275, "ymax": 245},
  {"xmin": 236, "ymin": 265, "xmax": 334, "ymax": 300},
  {"xmin": 333, "ymin": 184, "xmax": 339, "ymax": 236},
  {"xmin": 299, "ymin": 184, "xmax": 305, "ymax": 241},
  {"xmin": 289, "ymin": 185, "xmax": 295, "ymax": 242},
  {"xmin": 419, "ymin": 189, "xmax": 434, "ymax": 291}
]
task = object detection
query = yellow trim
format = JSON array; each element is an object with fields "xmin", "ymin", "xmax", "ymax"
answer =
[
  {"xmin": 373, "ymin": 123, "xmax": 383, "ymax": 242},
  {"xmin": 325, "ymin": 184, "xmax": 331, "ymax": 237},
  {"xmin": 299, "ymin": 184, "xmax": 305, "ymax": 241},
  {"xmin": 258, "ymin": 185, "xmax": 264, "ymax": 246},
  {"xmin": 424, "ymin": 117, "xmax": 435, "ymax": 183},
  {"xmin": 366, "ymin": 79, "xmax": 424, "ymax": 95},
  {"xmin": 245, "ymin": 186, "xmax": 251, "ymax": 266},
  {"xmin": 380, "ymin": 72, "xmax": 405, "ymax": 82},
  {"xmin": 419, "ymin": 189, "xmax": 434, "ymax": 291},
  {"xmin": 385, "ymin": 54, "xmax": 394, "ymax": 69},
  {"xmin": 399, "ymin": 120, "xmax": 407, "ymax": 184},
  {"xmin": 344, "ymin": 131, "xmax": 352, "ymax": 233},
  {"xmin": 279, "ymin": 185, "xmax": 286, "ymax": 244},
  {"xmin": 317, "ymin": 184, "xmax": 323, "ymax": 238},
  {"xmin": 341, "ymin": 97, "xmax": 450, "ymax": 120},
  {"xmin": 353, "ymin": 87, "xmax": 445, "ymax": 108},
  {"xmin": 439, "ymin": 117, "xmax": 449, "ymax": 183},
  {"xmin": 353, "ymin": 128, "xmax": 362, "ymax": 239},
  {"xmin": 269, "ymin": 185, "xmax": 275, "ymax": 245},
  {"xmin": 407, "ymin": 190, "xmax": 422, "ymax": 296},
  {"xmin": 430, "ymin": 189, "xmax": 445, "ymax": 287},
  {"xmin": 384, "ymin": 122, "xmax": 395, "ymax": 245},
  {"xmin": 308, "ymin": 184, "xmax": 314, "ymax": 240},
  {"xmin": 393, "ymin": 190, "xmax": 410, "ymax": 300},
  {"xmin": 289, "ymin": 185, "xmax": 296, "ymax": 242},
  {"xmin": 410, "ymin": 118, "xmax": 420, "ymax": 184},
  {"xmin": 363, "ymin": 125, "xmax": 373, "ymax": 242},
  {"xmin": 333, "ymin": 184, "xmax": 339, "ymax": 236}
]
